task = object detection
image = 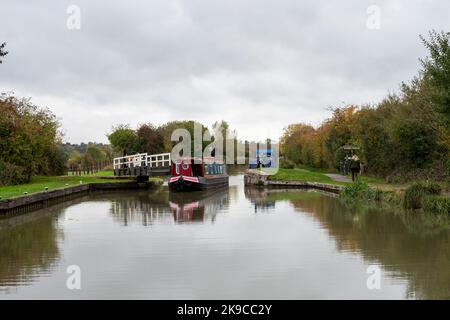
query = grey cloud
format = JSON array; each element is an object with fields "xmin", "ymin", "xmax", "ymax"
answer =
[{"xmin": 0, "ymin": 0, "xmax": 449, "ymax": 142}]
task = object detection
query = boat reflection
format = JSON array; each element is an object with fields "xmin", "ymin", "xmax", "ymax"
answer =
[
  {"xmin": 109, "ymin": 188, "xmax": 229, "ymax": 225},
  {"xmin": 169, "ymin": 188, "xmax": 228, "ymax": 223}
]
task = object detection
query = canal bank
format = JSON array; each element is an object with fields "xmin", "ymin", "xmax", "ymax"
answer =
[
  {"xmin": 0, "ymin": 180, "xmax": 162, "ymax": 216},
  {"xmin": 244, "ymin": 169, "xmax": 450, "ymax": 215},
  {"xmin": 244, "ymin": 169, "xmax": 343, "ymax": 194}
]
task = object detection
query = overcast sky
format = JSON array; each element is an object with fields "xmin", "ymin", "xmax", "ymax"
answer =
[{"xmin": 1, "ymin": 0, "xmax": 449, "ymax": 143}]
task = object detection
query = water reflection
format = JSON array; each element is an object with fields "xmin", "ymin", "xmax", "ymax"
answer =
[
  {"xmin": 244, "ymin": 187, "xmax": 450, "ymax": 299},
  {"xmin": 0, "ymin": 201, "xmax": 69, "ymax": 292},
  {"xmin": 0, "ymin": 180, "xmax": 449, "ymax": 299},
  {"xmin": 108, "ymin": 188, "xmax": 229, "ymax": 225},
  {"xmin": 244, "ymin": 188, "xmax": 276, "ymax": 213},
  {"xmin": 109, "ymin": 189, "xmax": 171, "ymax": 226},
  {"xmin": 168, "ymin": 188, "xmax": 228, "ymax": 223}
]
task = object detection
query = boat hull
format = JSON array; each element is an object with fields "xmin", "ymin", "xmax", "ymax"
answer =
[{"xmin": 168, "ymin": 175, "xmax": 229, "ymax": 192}]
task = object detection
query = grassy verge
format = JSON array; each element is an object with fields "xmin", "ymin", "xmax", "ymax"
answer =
[
  {"xmin": 269, "ymin": 168, "xmax": 448, "ymax": 214},
  {"xmin": 0, "ymin": 171, "xmax": 131, "ymax": 200},
  {"xmin": 271, "ymin": 167, "xmax": 408, "ymax": 192},
  {"xmin": 67, "ymin": 170, "xmax": 114, "ymax": 177},
  {"xmin": 268, "ymin": 168, "xmax": 348, "ymax": 185},
  {"xmin": 340, "ymin": 179, "xmax": 449, "ymax": 215}
]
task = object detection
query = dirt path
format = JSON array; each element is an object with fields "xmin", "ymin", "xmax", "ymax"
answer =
[{"xmin": 324, "ymin": 173, "xmax": 352, "ymax": 183}]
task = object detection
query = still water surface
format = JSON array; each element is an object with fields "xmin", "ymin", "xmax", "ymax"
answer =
[{"xmin": 1, "ymin": 175, "xmax": 449, "ymax": 299}]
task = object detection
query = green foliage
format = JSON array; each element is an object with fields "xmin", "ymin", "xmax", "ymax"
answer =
[
  {"xmin": 404, "ymin": 183, "xmax": 427, "ymax": 209},
  {"xmin": 404, "ymin": 182, "xmax": 443, "ymax": 209},
  {"xmin": 136, "ymin": 123, "xmax": 165, "ymax": 154},
  {"xmin": 108, "ymin": 120, "xmax": 234, "ymax": 159},
  {"xmin": 280, "ymin": 159, "xmax": 295, "ymax": 169},
  {"xmin": 0, "ymin": 94, "xmax": 65, "ymax": 185},
  {"xmin": 107, "ymin": 124, "xmax": 139, "ymax": 156},
  {"xmin": 423, "ymin": 195, "xmax": 450, "ymax": 215},
  {"xmin": 420, "ymin": 30, "xmax": 450, "ymax": 121},
  {"xmin": 340, "ymin": 179, "xmax": 381, "ymax": 201},
  {"xmin": 280, "ymin": 31, "xmax": 450, "ymax": 181},
  {"xmin": 424, "ymin": 182, "xmax": 442, "ymax": 195},
  {"xmin": 0, "ymin": 161, "xmax": 28, "ymax": 185}
]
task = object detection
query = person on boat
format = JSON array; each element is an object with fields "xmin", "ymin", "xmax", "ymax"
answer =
[{"xmin": 350, "ymin": 155, "xmax": 361, "ymax": 182}]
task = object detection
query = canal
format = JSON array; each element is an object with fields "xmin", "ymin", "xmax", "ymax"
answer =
[{"xmin": 0, "ymin": 175, "xmax": 449, "ymax": 299}]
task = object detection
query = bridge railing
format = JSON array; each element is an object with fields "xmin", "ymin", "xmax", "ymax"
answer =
[
  {"xmin": 113, "ymin": 152, "xmax": 171, "ymax": 169},
  {"xmin": 147, "ymin": 153, "xmax": 171, "ymax": 168}
]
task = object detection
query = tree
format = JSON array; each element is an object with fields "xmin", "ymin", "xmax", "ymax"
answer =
[
  {"xmin": 0, "ymin": 93, "xmax": 65, "ymax": 184},
  {"xmin": 0, "ymin": 42, "xmax": 8, "ymax": 64},
  {"xmin": 86, "ymin": 145, "xmax": 106, "ymax": 162},
  {"xmin": 158, "ymin": 120, "xmax": 206, "ymax": 155},
  {"xmin": 107, "ymin": 124, "xmax": 139, "ymax": 156},
  {"xmin": 136, "ymin": 123, "xmax": 165, "ymax": 154},
  {"xmin": 420, "ymin": 30, "xmax": 450, "ymax": 121}
]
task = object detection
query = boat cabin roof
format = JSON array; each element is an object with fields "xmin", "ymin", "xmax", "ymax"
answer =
[{"xmin": 172, "ymin": 157, "xmax": 225, "ymax": 165}]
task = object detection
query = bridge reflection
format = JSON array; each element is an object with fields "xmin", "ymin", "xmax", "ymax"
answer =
[{"xmin": 109, "ymin": 188, "xmax": 229, "ymax": 225}]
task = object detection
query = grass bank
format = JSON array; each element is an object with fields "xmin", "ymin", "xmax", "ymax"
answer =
[
  {"xmin": 267, "ymin": 167, "xmax": 449, "ymax": 215},
  {"xmin": 0, "ymin": 171, "xmax": 141, "ymax": 200},
  {"xmin": 269, "ymin": 167, "xmax": 388, "ymax": 187},
  {"xmin": 268, "ymin": 168, "xmax": 347, "ymax": 185},
  {"xmin": 340, "ymin": 180, "xmax": 449, "ymax": 215}
]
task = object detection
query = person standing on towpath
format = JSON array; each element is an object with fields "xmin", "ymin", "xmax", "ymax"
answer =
[{"xmin": 350, "ymin": 155, "xmax": 361, "ymax": 182}]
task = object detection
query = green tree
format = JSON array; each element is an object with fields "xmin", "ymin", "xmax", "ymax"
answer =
[
  {"xmin": 0, "ymin": 94, "xmax": 65, "ymax": 184},
  {"xmin": 86, "ymin": 145, "xmax": 106, "ymax": 162},
  {"xmin": 107, "ymin": 124, "xmax": 139, "ymax": 156},
  {"xmin": 420, "ymin": 30, "xmax": 450, "ymax": 121},
  {"xmin": 136, "ymin": 123, "xmax": 165, "ymax": 154}
]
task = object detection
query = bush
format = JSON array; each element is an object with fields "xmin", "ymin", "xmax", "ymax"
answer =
[
  {"xmin": 447, "ymin": 158, "xmax": 450, "ymax": 177},
  {"xmin": 404, "ymin": 182, "xmax": 442, "ymax": 209},
  {"xmin": 0, "ymin": 94, "xmax": 63, "ymax": 185},
  {"xmin": 423, "ymin": 195, "xmax": 450, "ymax": 215},
  {"xmin": 423, "ymin": 182, "xmax": 442, "ymax": 195},
  {"xmin": 280, "ymin": 159, "xmax": 295, "ymax": 169},
  {"xmin": 341, "ymin": 179, "xmax": 381, "ymax": 201},
  {"xmin": 0, "ymin": 161, "xmax": 29, "ymax": 185},
  {"xmin": 404, "ymin": 183, "xmax": 427, "ymax": 209}
]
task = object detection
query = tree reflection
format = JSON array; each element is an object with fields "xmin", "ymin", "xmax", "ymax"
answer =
[
  {"xmin": 244, "ymin": 187, "xmax": 450, "ymax": 299},
  {"xmin": 0, "ymin": 204, "xmax": 64, "ymax": 290}
]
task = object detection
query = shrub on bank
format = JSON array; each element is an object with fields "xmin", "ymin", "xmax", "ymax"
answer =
[
  {"xmin": 404, "ymin": 183, "xmax": 427, "ymax": 209},
  {"xmin": 423, "ymin": 195, "xmax": 450, "ymax": 215},
  {"xmin": 0, "ymin": 161, "xmax": 29, "ymax": 186},
  {"xmin": 340, "ymin": 179, "xmax": 381, "ymax": 201},
  {"xmin": 403, "ymin": 182, "xmax": 443, "ymax": 210},
  {"xmin": 280, "ymin": 159, "xmax": 295, "ymax": 169}
]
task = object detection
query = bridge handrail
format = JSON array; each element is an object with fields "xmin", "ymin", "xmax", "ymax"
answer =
[
  {"xmin": 113, "ymin": 152, "xmax": 171, "ymax": 169},
  {"xmin": 147, "ymin": 153, "xmax": 171, "ymax": 168}
]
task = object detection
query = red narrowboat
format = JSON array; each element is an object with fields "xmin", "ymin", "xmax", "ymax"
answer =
[{"xmin": 168, "ymin": 157, "xmax": 229, "ymax": 192}]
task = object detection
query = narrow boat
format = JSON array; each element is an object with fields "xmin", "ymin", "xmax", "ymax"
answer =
[{"xmin": 168, "ymin": 157, "xmax": 229, "ymax": 192}]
